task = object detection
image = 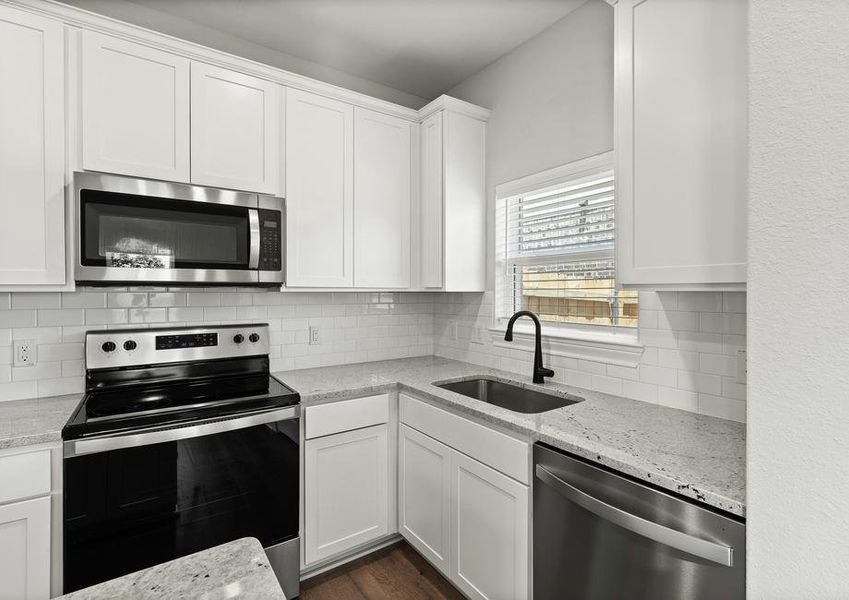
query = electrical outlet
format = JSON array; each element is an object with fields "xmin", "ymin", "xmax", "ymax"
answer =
[
  {"xmin": 470, "ymin": 325, "xmax": 484, "ymax": 345},
  {"xmin": 736, "ymin": 350, "xmax": 747, "ymax": 384},
  {"xmin": 14, "ymin": 340, "xmax": 36, "ymax": 367},
  {"xmin": 309, "ymin": 326, "xmax": 320, "ymax": 345},
  {"xmin": 449, "ymin": 321, "xmax": 458, "ymax": 341}
]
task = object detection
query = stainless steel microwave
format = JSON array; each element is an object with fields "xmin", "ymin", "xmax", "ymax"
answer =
[{"xmin": 74, "ymin": 172, "xmax": 284, "ymax": 286}]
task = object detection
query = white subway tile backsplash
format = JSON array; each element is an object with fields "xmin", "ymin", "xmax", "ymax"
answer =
[
  {"xmin": 148, "ymin": 292, "xmax": 187, "ymax": 308},
  {"xmin": 434, "ymin": 290, "xmax": 746, "ymax": 422},
  {"xmin": 38, "ymin": 309, "xmax": 85, "ymax": 327},
  {"xmin": 0, "ymin": 310, "xmax": 37, "ymax": 328},
  {"xmin": 677, "ymin": 370, "xmax": 723, "ymax": 395},
  {"xmin": 85, "ymin": 309, "xmax": 129, "ymax": 325},
  {"xmin": 1, "ymin": 289, "xmax": 744, "ymax": 423},
  {"xmin": 11, "ymin": 292, "xmax": 61, "ymax": 309},
  {"xmin": 0, "ymin": 288, "xmax": 436, "ymax": 403},
  {"xmin": 62, "ymin": 292, "xmax": 107, "ymax": 309}
]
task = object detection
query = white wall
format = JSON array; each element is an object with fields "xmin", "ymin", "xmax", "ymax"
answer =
[
  {"xmin": 58, "ymin": 0, "xmax": 428, "ymax": 109},
  {"xmin": 0, "ymin": 289, "xmax": 434, "ymax": 401},
  {"xmin": 748, "ymin": 0, "xmax": 849, "ymax": 596},
  {"xmin": 449, "ymin": 0, "xmax": 614, "ymax": 284}
]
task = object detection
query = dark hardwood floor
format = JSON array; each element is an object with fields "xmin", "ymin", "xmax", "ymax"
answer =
[{"xmin": 300, "ymin": 541, "xmax": 465, "ymax": 600}]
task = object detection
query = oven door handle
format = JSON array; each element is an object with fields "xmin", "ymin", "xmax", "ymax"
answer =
[
  {"xmin": 64, "ymin": 406, "xmax": 299, "ymax": 458},
  {"xmin": 248, "ymin": 208, "xmax": 260, "ymax": 269},
  {"xmin": 535, "ymin": 464, "xmax": 734, "ymax": 567}
]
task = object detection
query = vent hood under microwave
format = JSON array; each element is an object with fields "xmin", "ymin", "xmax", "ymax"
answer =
[{"xmin": 74, "ymin": 172, "xmax": 284, "ymax": 287}]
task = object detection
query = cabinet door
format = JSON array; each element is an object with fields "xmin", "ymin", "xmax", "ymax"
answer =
[
  {"xmin": 191, "ymin": 62, "xmax": 282, "ymax": 194},
  {"xmin": 398, "ymin": 424, "xmax": 451, "ymax": 576},
  {"xmin": 443, "ymin": 111, "xmax": 486, "ymax": 292},
  {"xmin": 285, "ymin": 89, "xmax": 354, "ymax": 287},
  {"xmin": 419, "ymin": 112, "xmax": 444, "ymax": 289},
  {"xmin": 451, "ymin": 452, "xmax": 529, "ymax": 600},
  {"xmin": 0, "ymin": 7, "xmax": 65, "ymax": 286},
  {"xmin": 615, "ymin": 0, "xmax": 747, "ymax": 287},
  {"xmin": 354, "ymin": 108, "xmax": 411, "ymax": 288},
  {"xmin": 82, "ymin": 31, "xmax": 190, "ymax": 182},
  {"xmin": 304, "ymin": 424, "xmax": 389, "ymax": 564},
  {"xmin": 0, "ymin": 496, "xmax": 50, "ymax": 600}
]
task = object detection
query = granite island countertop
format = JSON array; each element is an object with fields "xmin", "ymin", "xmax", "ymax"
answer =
[
  {"xmin": 59, "ymin": 537, "xmax": 285, "ymax": 599},
  {"xmin": 0, "ymin": 393, "xmax": 81, "ymax": 450},
  {"xmin": 275, "ymin": 356, "xmax": 746, "ymax": 517}
]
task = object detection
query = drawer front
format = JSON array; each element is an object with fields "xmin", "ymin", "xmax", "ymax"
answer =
[
  {"xmin": 305, "ymin": 394, "xmax": 390, "ymax": 439},
  {"xmin": 400, "ymin": 394, "xmax": 530, "ymax": 484},
  {"xmin": 0, "ymin": 448, "xmax": 51, "ymax": 504}
]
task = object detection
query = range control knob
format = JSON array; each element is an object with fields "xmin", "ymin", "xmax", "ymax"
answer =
[
  {"xmin": 101, "ymin": 341, "xmax": 116, "ymax": 353},
  {"xmin": 249, "ymin": 333, "xmax": 260, "ymax": 343},
  {"xmin": 123, "ymin": 340, "xmax": 137, "ymax": 351},
  {"xmin": 233, "ymin": 334, "xmax": 244, "ymax": 344}
]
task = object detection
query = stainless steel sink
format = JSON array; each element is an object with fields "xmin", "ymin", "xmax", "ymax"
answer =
[{"xmin": 436, "ymin": 378, "xmax": 582, "ymax": 414}]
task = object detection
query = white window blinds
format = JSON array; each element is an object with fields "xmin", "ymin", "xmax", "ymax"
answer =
[{"xmin": 496, "ymin": 155, "xmax": 637, "ymax": 330}]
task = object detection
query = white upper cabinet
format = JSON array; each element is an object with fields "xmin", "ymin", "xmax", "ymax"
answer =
[
  {"xmin": 615, "ymin": 0, "xmax": 747, "ymax": 288},
  {"xmin": 0, "ymin": 6, "xmax": 65, "ymax": 286},
  {"xmin": 82, "ymin": 32, "xmax": 190, "ymax": 182},
  {"xmin": 354, "ymin": 108, "xmax": 412, "ymax": 288},
  {"xmin": 190, "ymin": 62, "xmax": 283, "ymax": 194},
  {"xmin": 420, "ymin": 112, "xmax": 444, "ymax": 289},
  {"xmin": 419, "ymin": 104, "xmax": 487, "ymax": 292},
  {"xmin": 285, "ymin": 89, "xmax": 354, "ymax": 287}
]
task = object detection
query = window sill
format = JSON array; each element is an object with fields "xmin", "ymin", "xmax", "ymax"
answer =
[{"xmin": 488, "ymin": 323, "xmax": 644, "ymax": 367}]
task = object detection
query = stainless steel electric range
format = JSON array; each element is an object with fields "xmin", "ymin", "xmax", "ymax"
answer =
[{"xmin": 62, "ymin": 324, "xmax": 300, "ymax": 598}]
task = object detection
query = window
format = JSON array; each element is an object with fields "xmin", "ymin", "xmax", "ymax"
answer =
[{"xmin": 495, "ymin": 152, "xmax": 637, "ymax": 336}]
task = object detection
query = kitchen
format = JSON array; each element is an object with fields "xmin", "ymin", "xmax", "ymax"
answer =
[{"xmin": 0, "ymin": 0, "xmax": 844, "ymax": 598}]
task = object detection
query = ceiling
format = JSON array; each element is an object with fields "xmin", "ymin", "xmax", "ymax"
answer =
[{"xmin": 116, "ymin": 0, "xmax": 588, "ymax": 100}]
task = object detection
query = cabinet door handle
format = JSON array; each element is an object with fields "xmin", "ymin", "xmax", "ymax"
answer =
[{"xmin": 535, "ymin": 464, "xmax": 734, "ymax": 567}]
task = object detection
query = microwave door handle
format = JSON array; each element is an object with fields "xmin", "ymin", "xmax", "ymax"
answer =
[
  {"xmin": 534, "ymin": 464, "xmax": 734, "ymax": 567},
  {"xmin": 248, "ymin": 209, "xmax": 260, "ymax": 269}
]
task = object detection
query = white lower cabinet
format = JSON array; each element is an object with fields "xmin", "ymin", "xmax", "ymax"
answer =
[
  {"xmin": 0, "ymin": 496, "xmax": 50, "ymax": 600},
  {"xmin": 398, "ymin": 424, "xmax": 452, "ymax": 575},
  {"xmin": 399, "ymin": 396, "xmax": 530, "ymax": 600},
  {"xmin": 451, "ymin": 452, "xmax": 529, "ymax": 600},
  {"xmin": 304, "ymin": 424, "xmax": 390, "ymax": 564}
]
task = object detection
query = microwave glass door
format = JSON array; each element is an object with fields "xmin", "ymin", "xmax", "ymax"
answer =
[{"xmin": 81, "ymin": 189, "xmax": 251, "ymax": 270}]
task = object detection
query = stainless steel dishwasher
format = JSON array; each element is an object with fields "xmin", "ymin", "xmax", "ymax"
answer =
[{"xmin": 533, "ymin": 444, "xmax": 744, "ymax": 600}]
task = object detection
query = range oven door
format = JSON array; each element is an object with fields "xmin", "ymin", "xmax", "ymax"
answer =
[
  {"xmin": 74, "ymin": 171, "xmax": 283, "ymax": 286},
  {"xmin": 63, "ymin": 407, "xmax": 299, "ymax": 596}
]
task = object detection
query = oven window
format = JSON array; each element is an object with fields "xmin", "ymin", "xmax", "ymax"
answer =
[
  {"xmin": 63, "ymin": 419, "xmax": 299, "ymax": 593},
  {"xmin": 81, "ymin": 189, "xmax": 250, "ymax": 270}
]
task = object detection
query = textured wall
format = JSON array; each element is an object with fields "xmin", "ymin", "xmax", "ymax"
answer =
[
  {"xmin": 434, "ymin": 291, "xmax": 746, "ymax": 421},
  {"xmin": 0, "ymin": 289, "xmax": 434, "ymax": 401},
  {"xmin": 748, "ymin": 0, "xmax": 849, "ymax": 595}
]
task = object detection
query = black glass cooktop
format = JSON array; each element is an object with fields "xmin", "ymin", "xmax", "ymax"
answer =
[{"xmin": 63, "ymin": 357, "xmax": 299, "ymax": 440}]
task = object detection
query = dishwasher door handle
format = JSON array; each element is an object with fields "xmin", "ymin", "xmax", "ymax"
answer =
[{"xmin": 535, "ymin": 464, "xmax": 734, "ymax": 567}]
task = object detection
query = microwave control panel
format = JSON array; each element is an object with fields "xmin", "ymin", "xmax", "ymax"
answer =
[{"xmin": 258, "ymin": 209, "xmax": 282, "ymax": 271}]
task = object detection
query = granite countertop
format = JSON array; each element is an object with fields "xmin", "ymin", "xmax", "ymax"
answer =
[
  {"xmin": 275, "ymin": 356, "xmax": 746, "ymax": 517},
  {"xmin": 59, "ymin": 537, "xmax": 285, "ymax": 600},
  {"xmin": 0, "ymin": 393, "xmax": 81, "ymax": 450}
]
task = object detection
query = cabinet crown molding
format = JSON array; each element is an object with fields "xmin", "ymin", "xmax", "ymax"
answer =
[{"xmin": 418, "ymin": 94, "xmax": 491, "ymax": 122}]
